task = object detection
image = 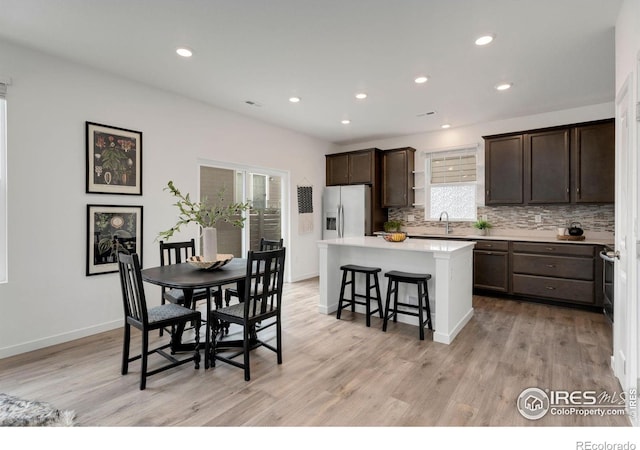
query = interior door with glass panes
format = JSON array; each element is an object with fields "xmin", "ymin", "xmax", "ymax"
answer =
[{"xmin": 200, "ymin": 166, "xmax": 283, "ymax": 257}]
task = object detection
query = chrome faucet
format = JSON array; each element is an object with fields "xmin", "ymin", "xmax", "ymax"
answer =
[{"xmin": 439, "ymin": 211, "xmax": 450, "ymax": 235}]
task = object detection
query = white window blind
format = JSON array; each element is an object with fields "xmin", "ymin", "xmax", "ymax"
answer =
[
  {"xmin": 0, "ymin": 83, "xmax": 7, "ymax": 282},
  {"xmin": 425, "ymin": 146, "xmax": 478, "ymax": 221}
]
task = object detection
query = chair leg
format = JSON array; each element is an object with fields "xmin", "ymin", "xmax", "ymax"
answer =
[
  {"xmin": 337, "ymin": 269, "xmax": 348, "ymax": 320},
  {"xmin": 374, "ymin": 273, "xmax": 383, "ymax": 318},
  {"xmin": 243, "ymin": 325, "xmax": 251, "ymax": 381},
  {"xmin": 140, "ymin": 331, "xmax": 149, "ymax": 390},
  {"xmin": 350, "ymin": 271, "xmax": 356, "ymax": 313},
  {"xmin": 276, "ymin": 314, "xmax": 283, "ymax": 364},
  {"xmin": 392, "ymin": 281, "xmax": 399, "ymax": 323},
  {"xmin": 424, "ymin": 281, "xmax": 433, "ymax": 330},
  {"xmin": 159, "ymin": 295, "xmax": 166, "ymax": 337},
  {"xmin": 121, "ymin": 324, "xmax": 130, "ymax": 375},
  {"xmin": 365, "ymin": 273, "xmax": 371, "ymax": 327},
  {"xmin": 417, "ymin": 283, "xmax": 425, "ymax": 341},
  {"xmin": 383, "ymin": 280, "xmax": 393, "ymax": 332}
]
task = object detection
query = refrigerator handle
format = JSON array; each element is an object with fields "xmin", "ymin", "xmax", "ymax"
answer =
[{"xmin": 338, "ymin": 204, "xmax": 344, "ymax": 238}]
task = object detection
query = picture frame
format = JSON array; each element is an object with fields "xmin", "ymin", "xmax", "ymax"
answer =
[
  {"xmin": 87, "ymin": 204, "xmax": 143, "ymax": 276},
  {"xmin": 86, "ymin": 121, "xmax": 142, "ymax": 195}
]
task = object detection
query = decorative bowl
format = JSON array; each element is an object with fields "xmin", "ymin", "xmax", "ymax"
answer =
[
  {"xmin": 187, "ymin": 254, "xmax": 234, "ymax": 270},
  {"xmin": 383, "ymin": 232, "xmax": 407, "ymax": 242}
]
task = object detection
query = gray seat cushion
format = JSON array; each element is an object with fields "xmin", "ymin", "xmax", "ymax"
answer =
[{"xmin": 148, "ymin": 303, "xmax": 198, "ymax": 324}]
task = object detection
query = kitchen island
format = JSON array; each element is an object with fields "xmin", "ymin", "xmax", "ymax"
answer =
[{"xmin": 317, "ymin": 236, "xmax": 475, "ymax": 344}]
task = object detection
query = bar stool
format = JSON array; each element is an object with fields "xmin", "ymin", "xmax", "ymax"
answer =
[
  {"xmin": 337, "ymin": 264, "xmax": 383, "ymax": 327},
  {"xmin": 383, "ymin": 270, "xmax": 433, "ymax": 340}
]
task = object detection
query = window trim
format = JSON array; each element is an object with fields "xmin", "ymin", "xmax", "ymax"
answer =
[{"xmin": 423, "ymin": 145, "xmax": 478, "ymax": 222}]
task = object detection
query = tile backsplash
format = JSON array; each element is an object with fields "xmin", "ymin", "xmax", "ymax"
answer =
[{"xmin": 389, "ymin": 204, "xmax": 614, "ymax": 233}]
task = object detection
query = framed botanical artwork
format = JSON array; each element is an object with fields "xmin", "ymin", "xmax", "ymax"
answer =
[
  {"xmin": 86, "ymin": 122, "xmax": 142, "ymax": 195},
  {"xmin": 87, "ymin": 204, "xmax": 143, "ymax": 276}
]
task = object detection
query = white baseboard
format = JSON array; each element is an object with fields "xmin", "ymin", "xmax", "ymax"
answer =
[
  {"xmin": 0, "ymin": 319, "xmax": 121, "ymax": 359},
  {"xmin": 289, "ymin": 272, "xmax": 319, "ymax": 283}
]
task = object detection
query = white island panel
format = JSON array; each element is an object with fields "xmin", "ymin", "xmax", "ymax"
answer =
[{"xmin": 318, "ymin": 236, "xmax": 474, "ymax": 344}]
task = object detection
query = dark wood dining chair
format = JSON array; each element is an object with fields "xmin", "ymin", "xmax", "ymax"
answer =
[
  {"xmin": 117, "ymin": 252, "xmax": 201, "ymax": 390},
  {"xmin": 224, "ymin": 237, "xmax": 283, "ymax": 306},
  {"xmin": 159, "ymin": 239, "xmax": 221, "ymax": 335},
  {"xmin": 209, "ymin": 247, "xmax": 286, "ymax": 381}
]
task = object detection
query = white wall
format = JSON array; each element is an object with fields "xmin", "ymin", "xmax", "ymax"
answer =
[{"xmin": 0, "ymin": 38, "xmax": 329, "ymax": 358}]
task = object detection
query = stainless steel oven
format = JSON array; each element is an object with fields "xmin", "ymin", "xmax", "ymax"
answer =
[{"xmin": 599, "ymin": 246, "xmax": 616, "ymax": 324}]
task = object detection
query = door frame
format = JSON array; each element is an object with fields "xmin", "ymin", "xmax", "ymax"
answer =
[{"xmin": 614, "ymin": 71, "xmax": 638, "ymax": 425}]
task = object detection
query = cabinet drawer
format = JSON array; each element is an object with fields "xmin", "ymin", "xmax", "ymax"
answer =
[
  {"xmin": 512, "ymin": 254, "xmax": 594, "ymax": 280},
  {"xmin": 474, "ymin": 240, "xmax": 509, "ymax": 251},
  {"xmin": 511, "ymin": 242, "xmax": 594, "ymax": 257},
  {"xmin": 512, "ymin": 274, "xmax": 594, "ymax": 305}
]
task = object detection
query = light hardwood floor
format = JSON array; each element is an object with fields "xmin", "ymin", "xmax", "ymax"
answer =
[{"xmin": 0, "ymin": 277, "xmax": 630, "ymax": 426}]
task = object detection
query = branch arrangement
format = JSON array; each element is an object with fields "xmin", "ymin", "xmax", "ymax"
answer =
[{"xmin": 157, "ymin": 180, "xmax": 251, "ymax": 241}]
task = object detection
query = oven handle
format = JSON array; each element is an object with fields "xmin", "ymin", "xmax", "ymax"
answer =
[{"xmin": 599, "ymin": 250, "xmax": 619, "ymax": 262}]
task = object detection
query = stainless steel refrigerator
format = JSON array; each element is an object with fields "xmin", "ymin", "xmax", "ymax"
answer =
[{"xmin": 322, "ymin": 185, "xmax": 371, "ymax": 239}]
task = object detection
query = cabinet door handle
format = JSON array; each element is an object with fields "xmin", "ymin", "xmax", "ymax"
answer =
[
  {"xmin": 545, "ymin": 286, "xmax": 556, "ymax": 290},
  {"xmin": 545, "ymin": 247, "xmax": 555, "ymax": 251},
  {"xmin": 485, "ymin": 244, "xmax": 492, "ymax": 247},
  {"xmin": 545, "ymin": 264, "xmax": 555, "ymax": 268}
]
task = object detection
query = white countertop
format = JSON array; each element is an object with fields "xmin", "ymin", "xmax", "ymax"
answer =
[
  {"xmin": 401, "ymin": 227, "xmax": 614, "ymax": 247},
  {"xmin": 318, "ymin": 236, "xmax": 475, "ymax": 253}
]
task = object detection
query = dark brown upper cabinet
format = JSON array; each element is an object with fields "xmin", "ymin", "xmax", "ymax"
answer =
[
  {"xmin": 382, "ymin": 147, "xmax": 415, "ymax": 207},
  {"xmin": 485, "ymin": 135, "xmax": 524, "ymax": 205},
  {"xmin": 325, "ymin": 153, "xmax": 350, "ymax": 185},
  {"xmin": 326, "ymin": 148, "xmax": 379, "ymax": 186},
  {"xmin": 484, "ymin": 118, "xmax": 614, "ymax": 205},
  {"xmin": 525, "ymin": 128, "xmax": 570, "ymax": 204},
  {"xmin": 572, "ymin": 121, "xmax": 615, "ymax": 203}
]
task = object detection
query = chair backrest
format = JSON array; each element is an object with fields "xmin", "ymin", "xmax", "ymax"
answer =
[
  {"xmin": 259, "ymin": 237, "xmax": 284, "ymax": 251},
  {"xmin": 160, "ymin": 239, "xmax": 196, "ymax": 266},
  {"xmin": 117, "ymin": 252, "xmax": 149, "ymax": 325},
  {"xmin": 242, "ymin": 248, "xmax": 286, "ymax": 319}
]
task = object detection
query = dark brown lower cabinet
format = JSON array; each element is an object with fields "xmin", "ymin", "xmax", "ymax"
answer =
[
  {"xmin": 473, "ymin": 240, "xmax": 509, "ymax": 293},
  {"xmin": 510, "ymin": 242, "xmax": 602, "ymax": 307},
  {"xmin": 414, "ymin": 235, "xmax": 604, "ymax": 308}
]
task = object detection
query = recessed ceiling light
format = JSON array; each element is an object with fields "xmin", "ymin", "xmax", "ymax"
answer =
[
  {"xmin": 475, "ymin": 34, "xmax": 495, "ymax": 46},
  {"xmin": 495, "ymin": 82, "xmax": 513, "ymax": 91},
  {"xmin": 441, "ymin": 124, "xmax": 451, "ymax": 129},
  {"xmin": 341, "ymin": 119, "xmax": 351, "ymax": 125},
  {"xmin": 414, "ymin": 76, "xmax": 429, "ymax": 84},
  {"xmin": 355, "ymin": 93, "xmax": 367, "ymax": 100},
  {"xmin": 289, "ymin": 96, "xmax": 301, "ymax": 103},
  {"xmin": 176, "ymin": 47, "xmax": 193, "ymax": 57}
]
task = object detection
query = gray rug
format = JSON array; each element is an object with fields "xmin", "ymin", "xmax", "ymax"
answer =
[{"xmin": 0, "ymin": 393, "xmax": 75, "ymax": 427}]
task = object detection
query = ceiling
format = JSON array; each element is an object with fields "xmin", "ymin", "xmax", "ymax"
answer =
[{"xmin": 0, "ymin": 0, "xmax": 622, "ymax": 145}]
